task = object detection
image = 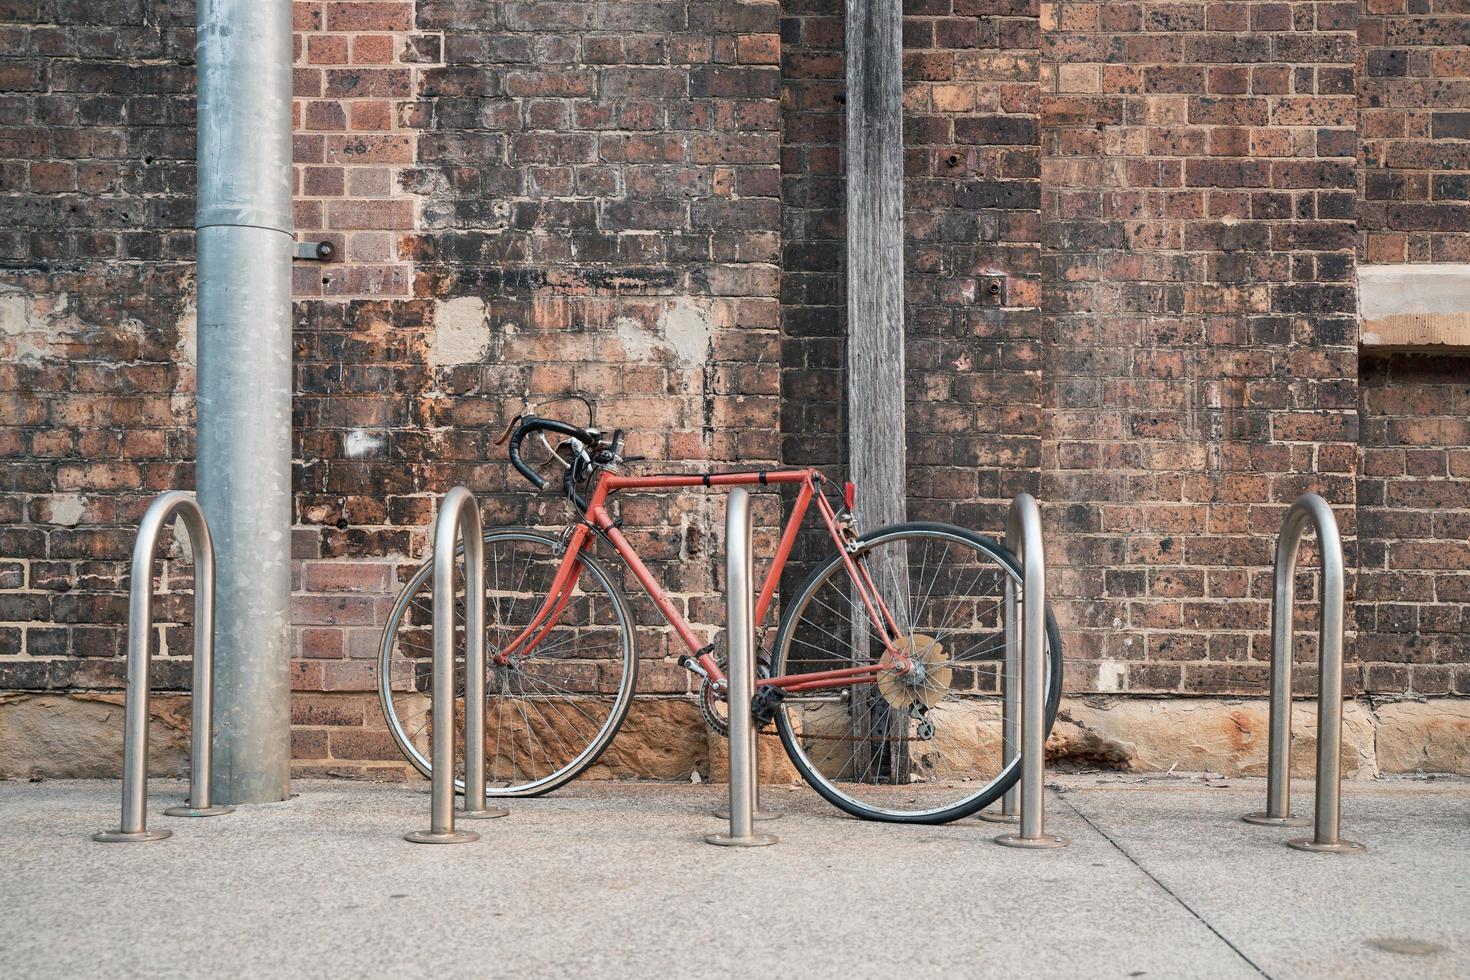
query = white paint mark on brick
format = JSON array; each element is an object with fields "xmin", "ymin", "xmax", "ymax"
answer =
[
  {"xmin": 170, "ymin": 306, "xmax": 198, "ymax": 420},
  {"xmin": 174, "ymin": 305, "xmax": 197, "ymax": 366},
  {"xmin": 0, "ymin": 287, "xmax": 77, "ymax": 364},
  {"xmin": 612, "ymin": 297, "xmax": 716, "ymax": 369},
  {"xmin": 0, "ymin": 290, "xmax": 27, "ymax": 336},
  {"xmin": 613, "ymin": 316, "xmax": 658, "ymax": 362},
  {"xmin": 658, "ymin": 297, "xmax": 715, "ymax": 366},
  {"xmin": 47, "ymin": 494, "xmax": 85, "ymax": 527},
  {"xmin": 1096, "ymin": 659, "xmax": 1127, "ymax": 693},
  {"xmin": 344, "ymin": 429, "xmax": 385, "ymax": 458},
  {"xmin": 172, "ymin": 521, "xmax": 194, "ymax": 561},
  {"xmin": 430, "ymin": 296, "xmax": 492, "ymax": 367}
]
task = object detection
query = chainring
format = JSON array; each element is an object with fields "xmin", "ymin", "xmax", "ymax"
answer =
[{"xmin": 699, "ymin": 655, "xmax": 772, "ymax": 737}]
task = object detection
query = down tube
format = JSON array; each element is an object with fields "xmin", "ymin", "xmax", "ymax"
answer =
[{"xmin": 499, "ymin": 525, "xmax": 592, "ymax": 659}]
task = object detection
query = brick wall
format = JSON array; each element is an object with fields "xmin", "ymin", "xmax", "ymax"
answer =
[
  {"xmin": 779, "ymin": 0, "xmax": 844, "ymax": 483},
  {"xmin": 778, "ymin": 0, "xmax": 1044, "ymax": 559},
  {"xmin": 1039, "ymin": 1, "xmax": 1361, "ymax": 694},
  {"xmin": 902, "ymin": 0, "xmax": 1044, "ymax": 531},
  {"xmin": 3, "ymin": 0, "xmax": 1470, "ymax": 781},
  {"xmin": 1359, "ymin": 0, "xmax": 1470, "ymax": 263},
  {"xmin": 1, "ymin": 0, "xmax": 785, "ymax": 777},
  {"xmin": 289, "ymin": 0, "xmax": 785, "ymax": 773},
  {"xmin": 1358, "ymin": 354, "xmax": 1470, "ymax": 695},
  {"xmin": 292, "ymin": 0, "xmax": 432, "ymax": 299},
  {"xmin": 1, "ymin": 0, "xmax": 198, "ymax": 689}
]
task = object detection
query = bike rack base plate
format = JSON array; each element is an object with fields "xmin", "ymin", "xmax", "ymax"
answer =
[
  {"xmin": 712, "ymin": 807, "xmax": 781, "ymax": 821},
  {"xmin": 1287, "ymin": 838, "xmax": 1366, "ymax": 854},
  {"xmin": 458, "ymin": 807, "xmax": 510, "ymax": 820},
  {"xmin": 995, "ymin": 833, "xmax": 1070, "ymax": 849},
  {"xmin": 403, "ymin": 829, "xmax": 480, "ymax": 845},
  {"xmin": 94, "ymin": 828, "xmax": 173, "ymax": 843},
  {"xmin": 977, "ymin": 811, "xmax": 1019, "ymax": 824},
  {"xmin": 705, "ymin": 832, "xmax": 778, "ymax": 847},
  {"xmin": 164, "ymin": 804, "xmax": 236, "ymax": 817},
  {"xmin": 1242, "ymin": 812, "xmax": 1312, "ymax": 827}
]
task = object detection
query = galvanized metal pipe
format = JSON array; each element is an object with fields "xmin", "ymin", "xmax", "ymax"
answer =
[
  {"xmin": 195, "ymin": 0, "xmax": 294, "ymax": 805},
  {"xmin": 95, "ymin": 492, "xmax": 234, "ymax": 843},
  {"xmin": 706, "ymin": 489, "xmax": 776, "ymax": 847},
  {"xmin": 995, "ymin": 493, "xmax": 1067, "ymax": 849},
  {"xmin": 405, "ymin": 489, "xmax": 494, "ymax": 844},
  {"xmin": 1243, "ymin": 494, "xmax": 1365, "ymax": 853}
]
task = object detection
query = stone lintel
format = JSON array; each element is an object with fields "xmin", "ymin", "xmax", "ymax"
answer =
[{"xmin": 1360, "ymin": 263, "xmax": 1470, "ymax": 349}]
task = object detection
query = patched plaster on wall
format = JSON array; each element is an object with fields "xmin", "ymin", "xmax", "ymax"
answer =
[{"xmin": 429, "ymin": 296, "xmax": 492, "ymax": 367}]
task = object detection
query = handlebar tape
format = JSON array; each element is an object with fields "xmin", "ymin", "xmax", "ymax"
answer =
[{"xmin": 508, "ymin": 416, "xmax": 597, "ymax": 491}]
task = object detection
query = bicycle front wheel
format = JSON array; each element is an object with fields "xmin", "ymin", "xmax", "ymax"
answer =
[
  {"xmin": 377, "ymin": 528, "xmax": 639, "ymax": 797},
  {"xmin": 770, "ymin": 521, "xmax": 1062, "ymax": 824}
]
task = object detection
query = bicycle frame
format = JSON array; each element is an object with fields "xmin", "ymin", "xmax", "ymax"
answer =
[{"xmin": 494, "ymin": 467, "xmax": 911, "ymax": 694}]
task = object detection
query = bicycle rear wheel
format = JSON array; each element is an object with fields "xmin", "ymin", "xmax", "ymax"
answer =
[
  {"xmin": 377, "ymin": 528, "xmax": 638, "ymax": 797},
  {"xmin": 770, "ymin": 522, "xmax": 1062, "ymax": 824}
]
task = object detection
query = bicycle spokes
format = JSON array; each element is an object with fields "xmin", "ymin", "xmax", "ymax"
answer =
[
  {"xmin": 772, "ymin": 525, "xmax": 1061, "ymax": 822},
  {"xmin": 377, "ymin": 530, "xmax": 638, "ymax": 797}
]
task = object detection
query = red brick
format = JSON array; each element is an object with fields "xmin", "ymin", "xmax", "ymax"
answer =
[
  {"xmin": 307, "ymin": 34, "xmax": 348, "ymax": 65},
  {"xmin": 351, "ymin": 34, "xmax": 395, "ymax": 64},
  {"xmin": 324, "ymin": 2, "xmax": 412, "ymax": 32}
]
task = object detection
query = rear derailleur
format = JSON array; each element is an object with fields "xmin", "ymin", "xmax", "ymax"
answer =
[{"xmin": 911, "ymin": 703, "xmax": 935, "ymax": 741}]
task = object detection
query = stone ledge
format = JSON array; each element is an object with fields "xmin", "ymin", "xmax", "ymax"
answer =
[
  {"xmin": 1360, "ymin": 263, "xmax": 1470, "ymax": 349},
  {"xmin": 4, "ymin": 692, "xmax": 1468, "ymax": 780}
]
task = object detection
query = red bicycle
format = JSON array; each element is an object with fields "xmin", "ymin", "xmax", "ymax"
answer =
[{"xmin": 378, "ymin": 413, "xmax": 1062, "ymax": 823}]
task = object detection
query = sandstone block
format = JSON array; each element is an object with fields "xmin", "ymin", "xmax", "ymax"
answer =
[{"xmin": 1374, "ymin": 699, "xmax": 1470, "ymax": 774}]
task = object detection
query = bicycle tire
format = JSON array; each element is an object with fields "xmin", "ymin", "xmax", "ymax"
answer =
[
  {"xmin": 376, "ymin": 528, "xmax": 639, "ymax": 798},
  {"xmin": 770, "ymin": 521, "xmax": 1063, "ymax": 824}
]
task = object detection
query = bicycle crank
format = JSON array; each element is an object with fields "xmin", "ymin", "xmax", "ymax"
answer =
[{"xmin": 698, "ymin": 653, "xmax": 774, "ymax": 737}]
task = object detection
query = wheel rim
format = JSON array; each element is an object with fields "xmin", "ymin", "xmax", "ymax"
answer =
[
  {"xmin": 773, "ymin": 527, "xmax": 1055, "ymax": 821},
  {"xmin": 377, "ymin": 531, "xmax": 637, "ymax": 797}
]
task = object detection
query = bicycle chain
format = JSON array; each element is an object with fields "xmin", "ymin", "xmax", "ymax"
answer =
[
  {"xmin": 794, "ymin": 731, "xmax": 928, "ymax": 745},
  {"xmin": 735, "ymin": 729, "xmax": 926, "ymax": 745}
]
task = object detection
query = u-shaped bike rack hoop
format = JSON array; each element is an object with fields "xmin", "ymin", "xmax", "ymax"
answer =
[
  {"xmin": 404, "ymin": 487, "xmax": 506, "ymax": 844},
  {"xmin": 993, "ymin": 493, "xmax": 1068, "ymax": 849},
  {"xmin": 1242, "ymin": 494, "xmax": 1365, "ymax": 853},
  {"xmin": 706, "ymin": 487, "xmax": 777, "ymax": 847},
  {"xmin": 95, "ymin": 491, "xmax": 234, "ymax": 843},
  {"xmin": 979, "ymin": 498, "xmax": 1026, "ymax": 825}
]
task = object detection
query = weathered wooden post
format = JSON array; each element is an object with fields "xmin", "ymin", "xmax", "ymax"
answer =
[
  {"xmin": 846, "ymin": 0, "xmax": 907, "ymax": 779},
  {"xmin": 845, "ymin": 0, "xmax": 905, "ymax": 525}
]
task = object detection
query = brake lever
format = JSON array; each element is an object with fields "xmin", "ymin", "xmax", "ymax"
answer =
[
  {"xmin": 493, "ymin": 414, "xmax": 523, "ymax": 447},
  {"xmin": 540, "ymin": 433, "xmax": 574, "ymax": 469}
]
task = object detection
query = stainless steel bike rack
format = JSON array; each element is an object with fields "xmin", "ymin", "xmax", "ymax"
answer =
[
  {"xmin": 706, "ymin": 488, "xmax": 777, "ymax": 847},
  {"xmin": 1242, "ymin": 493, "xmax": 1365, "ymax": 854},
  {"xmin": 404, "ymin": 487, "xmax": 505, "ymax": 844},
  {"xmin": 994, "ymin": 493, "xmax": 1068, "ymax": 849},
  {"xmin": 95, "ymin": 491, "xmax": 234, "ymax": 843},
  {"xmin": 978, "ymin": 514, "xmax": 1024, "ymax": 825},
  {"xmin": 714, "ymin": 780, "xmax": 781, "ymax": 822}
]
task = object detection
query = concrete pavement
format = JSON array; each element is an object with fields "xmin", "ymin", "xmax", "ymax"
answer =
[{"xmin": 2, "ymin": 774, "xmax": 1465, "ymax": 979}]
